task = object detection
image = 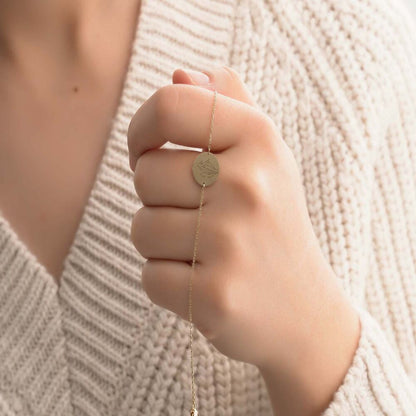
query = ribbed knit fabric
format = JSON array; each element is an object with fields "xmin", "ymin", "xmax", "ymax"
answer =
[{"xmin": 1, "ymin": 0, "xmax": 416, "ymax": 414}]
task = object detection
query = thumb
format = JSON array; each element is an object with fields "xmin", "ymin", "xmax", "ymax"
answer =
[{"xmin": 172, "ymin": 65, "xmax": 257, "ymax": 107}]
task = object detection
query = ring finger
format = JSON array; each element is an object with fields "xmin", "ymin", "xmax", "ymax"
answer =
[{"xmin": 131, "ymin": 204, "xmax": 225, "ymax": 263}]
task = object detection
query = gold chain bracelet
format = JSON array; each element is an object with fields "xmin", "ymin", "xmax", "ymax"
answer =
[{"xmin": 189, "ymin": 89, "xmax": 219, "ymax": 415}]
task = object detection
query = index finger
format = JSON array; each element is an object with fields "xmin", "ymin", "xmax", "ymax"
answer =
[{"xmin": 127, "ymin": 83, "xmax": 266, "ymax": 172}]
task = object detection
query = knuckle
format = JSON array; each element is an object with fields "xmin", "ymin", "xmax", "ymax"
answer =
[
  {"xmin": 222, "ymin": 65, "xmax": 242, "ymax": 83},
  {"xmin": 140, "ymin": 261, "xmax": 158, "ymax": 304},
  {"xmin": 153, "ymin": 84, "xmax": 180, "ymax": 137},
  {"xmin": 130, "ymin": 207, "xmax": 148, "ymax": 257},
  {"xmin": 225, "ymin": 167, "xmax": 269, "ymax": 213},
  {"xmin": 127, "ymin": 113, "xmax": 137, "ymax": 152},
  {"xmin": 200, "ymin": 278, "xmax": 234, "ymax": 340},
  {"xmin": 133, "ymin": 150, "xmax": 153, "ymax": 201},
  {"xmin": 241, "ymin": 109, "xmax": 279, "ymax": 152},
  {"xmin": 209, "ymin": 220, "xmax": 240, "ymax": 259},
  {"xmin": 133, "ymin": 157, "xmax": 144, "ymax": 198},
  {"xmin": 208, "ymin": 278, "xmax": 235, "ymax": 323},
  {"xmin": 252, "ymin": 112, "xmax": 279, "ymax": 150}
]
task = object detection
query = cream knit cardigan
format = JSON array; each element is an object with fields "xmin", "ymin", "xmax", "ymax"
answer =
[{"xmin": 1, "ymin": 0, "xmax": 416, "ymax": 415}]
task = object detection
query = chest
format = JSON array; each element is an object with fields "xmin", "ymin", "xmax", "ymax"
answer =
[
  {"xmin": 0, "ymin": 83, "xmax": 118, "ymax": 283},
  {"xmin": 0, "ymin": 5, "xmax": 142, "ymax": 286}
]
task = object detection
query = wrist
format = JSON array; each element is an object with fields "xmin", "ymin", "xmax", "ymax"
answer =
[{"xmin": 257, "ymin": 269, "xmax": 361, "ymax": 415}]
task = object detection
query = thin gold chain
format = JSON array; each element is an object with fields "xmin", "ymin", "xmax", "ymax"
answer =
[{"xmin": 188, "ymin": 89, "xmax": 218, "ymax": 414}]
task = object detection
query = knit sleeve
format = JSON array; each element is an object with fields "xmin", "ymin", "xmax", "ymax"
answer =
[
  {"xmin": 0, "ymin": 373, "xmax": 29, "ymax": 416},
  {"xmin": 0, "ymin": 394, "xmax": 18, "ymax": 416},
  {"xmin": 242, "ymin": 0, "xmax": 416, "ymax": 414},
  {"xmin": 319, "ymin": 0, "xmax": 416, "ymax": 413},
  {"xmin": 320, "ymin": 303, "xmax": 416, "ymax": 415}
]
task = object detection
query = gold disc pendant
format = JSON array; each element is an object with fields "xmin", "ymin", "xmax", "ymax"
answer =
[
  {"xmin": 192, "ymin": 152, "xmax": 219, "ymax": 186},
  {"xmin": 190, "ymin": 408, "xmax": 198, "ymax": 416}
]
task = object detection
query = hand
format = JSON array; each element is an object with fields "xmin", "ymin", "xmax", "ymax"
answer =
[{"xmin": 127, "ymin": 66, "xmax": 360, "ymax": 415}]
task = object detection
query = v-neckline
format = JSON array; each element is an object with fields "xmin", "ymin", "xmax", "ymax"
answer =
[
  {"xmin": 0, "ymin": 0, "xmax": 239, "ymax": 316},
  {"xmin": 0, "ymin": 2, "xmax": 146, "ymax": 293},
  {"xmin": 0, "ymin": 1, "xmax": 246, "ymax": 414},
  {"xmin": 0, "ymin": 0, "xmax": 238, "ymax": 297}
]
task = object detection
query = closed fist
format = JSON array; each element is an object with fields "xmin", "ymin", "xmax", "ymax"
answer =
[{"xmin": 127, "ymin": 66, "xmax": 359, "ymax": 381}]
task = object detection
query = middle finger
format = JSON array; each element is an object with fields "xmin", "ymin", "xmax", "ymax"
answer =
[{"xmin": 134, "ymin": 147, "xmax": 227, "ymax": 208}]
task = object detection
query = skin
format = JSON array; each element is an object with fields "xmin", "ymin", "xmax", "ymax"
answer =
[
  {"xmin": 0, "ymin": 0, "xmax": 141, "ymax": 283},
  {"xmin": 0, "ymin": 1, "xmax": 360, "ymax": 413},
  {"xmin": 128, "ymin": 67, "xmax": 361, "ymax": 416}
]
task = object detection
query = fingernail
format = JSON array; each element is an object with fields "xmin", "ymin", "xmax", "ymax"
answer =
[{"xmin": 183, "ymin": 69, "xmax": 211, "ymax": 85}]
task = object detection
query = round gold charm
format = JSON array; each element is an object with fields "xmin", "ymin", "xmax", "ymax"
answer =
[
  {"xmin": 190, "ymin": 408, "xmax": 198, "ymax": 416},
  {"xmin": 192, "ymin": 151, "xmax": 219, "ymax": 186}
]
